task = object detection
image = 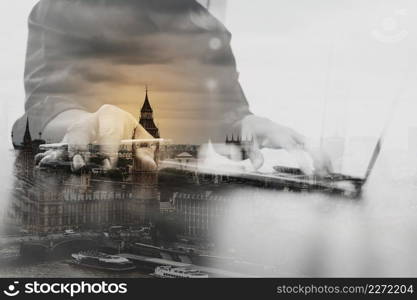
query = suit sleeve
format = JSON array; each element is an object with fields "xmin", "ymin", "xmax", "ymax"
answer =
[
  {"xmin": 12, "ymin": 0, "xmax": 89, "ymax": 146},
  {"xmin": 12, "ymin": 0, "xmax": 252, "ymax": 146}
]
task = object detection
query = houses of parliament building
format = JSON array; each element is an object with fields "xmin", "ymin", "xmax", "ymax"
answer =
[
  {"xmin": 5, "ymin": 90, "xmax": 162, "ymax": 234},
  {"xmin": 4, "ymin": 89, "xmax": 249, "ymax": 239}
]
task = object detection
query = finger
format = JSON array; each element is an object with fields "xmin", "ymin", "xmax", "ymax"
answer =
[
  {"xmin": 93, "ymin": 105, "xmax": 157, "ymax": 170},
  {"xmin": 39, "ymin": 150, "xmax": 65, "ymax": 167},
  {"xmin": 290, "ymin": 149, "xmax": 314, "ymax": 175},
  {"xmin": 249, "ymin": 148, "xmax": 264, "ymax": 171},
  {"xmin": 246, "ymin": 138, "xmax": 264, "ymax": 170},
  {"xmin": 241, "ymin": 119, "xmax": 255, "ymax": 145},
  {"xmin": 72, "ymin": 154, "xmax": 86, "ymax": 172},
  {"xmin": 99, "ymin": 143, "xmax": 121, "ymax": 170},
  {"xmin": 318, "ymin": 156, "xmax": 333, "ymax": 175},
  {"xmin": 102, "ymin": 158, "xmax": 112, "ymax": 170},
  {"xmin": 130, "ymin": 118, "xmax": 156, "ymax": 170},
  {"xmin": 135, "ymin": 148, "xmax": 157, "ymax": 171},
  {"xmin": 95, "ymin": 106, "xmax": 141, "ymax": 169},
  {"xmin": 290, "ymin": 130, "xmax": 306, "ymax": 148},
  {"xmin": 39, "ymin": 155, "xmax": 54, "ymax": 167},
  {"xmin": 97, "ymin": 128, "xmax": 123, "ymax": 170},
  {"xmin": 95, "ymin": 121, "xmax": 124, "ymax": 169},
  {"xmin": 263, "ymin": 134, "xmax": 298, "ymax": 150},
  {"xmin": 310, "ymin": 150, "xmax": 334, "ymax": 176},
  {"xmin": 133, "ymin": 124, "xmax": 153, "ymax": 140},
  {"xmin": 66, "ymin": 114, "xmax": 97, "ymax": 161},
  {"xmin": 35, "ymin": 150, "xmax": 53, "ymax": 165}
]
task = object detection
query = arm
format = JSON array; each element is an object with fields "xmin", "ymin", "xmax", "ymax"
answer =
[
  {"xmin": 16, "ymin": 0, "xmax": 156, "ymax": 171},
  {"xmin": 12, "ymin": 0, "xmax": 89, "ymax": 146}
]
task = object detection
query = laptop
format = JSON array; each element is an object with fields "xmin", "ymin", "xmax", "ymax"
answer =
[
  {"xmin": 271, "ymin": 137, "xmax": 383, "ymax": 197},
  {"xmin": 37, "ymin": 136, "xmax": 382, "ymax": 197}
]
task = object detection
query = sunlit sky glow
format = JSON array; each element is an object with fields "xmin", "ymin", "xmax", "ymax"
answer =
[{"xmin": 2, "ymin": 0, "xmax": 417, "ymax": 151}]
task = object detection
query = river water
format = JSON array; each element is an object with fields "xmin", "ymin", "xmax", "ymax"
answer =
[
  {"xmin": 1, "ymin": 147, "xmax": 417, "ymax": 277},
  {"xmin": 0, "ymin": 260, "xmax": 149, "ymax": 278}
]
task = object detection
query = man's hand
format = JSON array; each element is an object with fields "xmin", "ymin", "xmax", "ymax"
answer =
[
  {"xmin": 241, "ymin": 115, "xmax": 333, "ymax": 175},
  {"xmin": 36, "ymin": 105, "xmax": 157, "ymax": 172}
]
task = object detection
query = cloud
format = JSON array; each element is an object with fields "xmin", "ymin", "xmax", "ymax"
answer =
[{"xmin": 21, "ymin": 0, "xmax": 248, "ymax": 144}]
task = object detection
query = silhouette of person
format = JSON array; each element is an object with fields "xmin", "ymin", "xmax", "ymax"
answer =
[{"xmin": 12, "ymin": 0, "xmax": 330, "ymax": 174}]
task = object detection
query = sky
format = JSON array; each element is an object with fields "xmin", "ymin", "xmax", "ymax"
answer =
[
  {"xmin": 226, "ymin": 0, "xmax": 417, "ymax": 149},
  {"xmin": 2, "ymin": 0, "xmax": 417, "ymax": 151}
]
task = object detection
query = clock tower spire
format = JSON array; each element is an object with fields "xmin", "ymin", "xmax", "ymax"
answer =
[{"xmin": 139, "ymin": 86, "xmax": 160, "ymax": 138}]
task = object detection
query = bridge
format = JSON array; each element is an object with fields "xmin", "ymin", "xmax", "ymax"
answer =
[{"xmin": 19, "ymin": 233, "xmax": 106, "ymax": 258}]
